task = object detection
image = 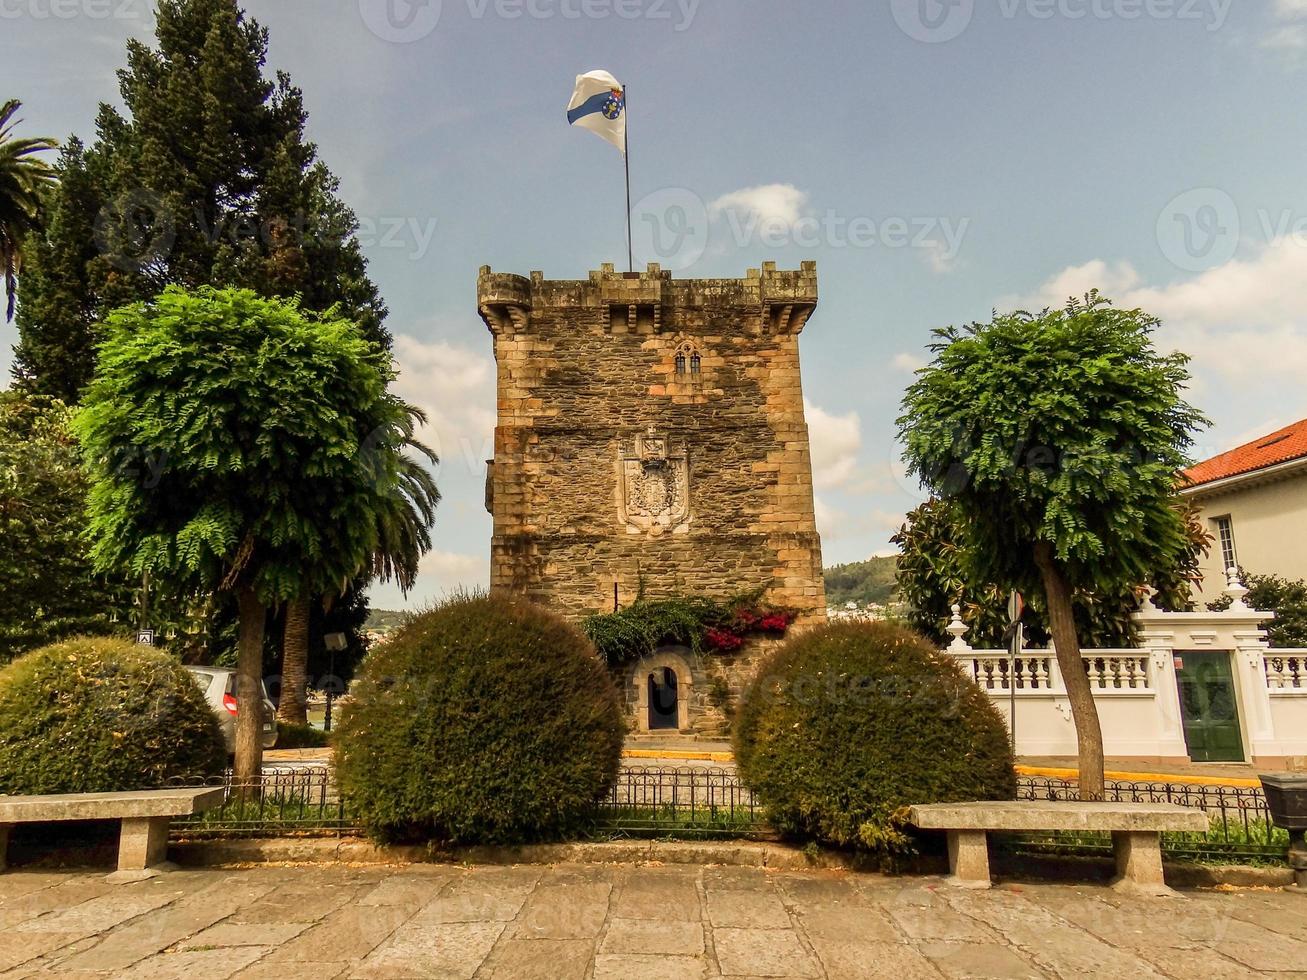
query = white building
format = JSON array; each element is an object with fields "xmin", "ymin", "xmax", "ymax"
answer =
[
  {"xmin": 946, "ymin": 572, "xmax": 1307, "ymax": 770},
  {"xmin": 1181, "ymin": 418, "xmax": 1307, "ymax": 605}
]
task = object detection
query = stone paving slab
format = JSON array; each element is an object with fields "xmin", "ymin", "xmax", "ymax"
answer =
[{"xmin": 0, "ymin": 863, "xmax": 1304, "ymax": 978}]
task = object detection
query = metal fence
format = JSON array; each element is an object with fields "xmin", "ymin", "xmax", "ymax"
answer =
[
  {"xmin": 170, "ymin": 764, "xmax": 765, "ymax": 838},
  {"xmin": 1016, "ymin": 775, "xmax": 1288, "ymax": 859},
  {"xmin": 595, "ymin": 765, "xmax": 763, "ymax": 835},
  {"xmin": 170, "ymin": 765, "xmax": 1289, "ymax": 860},
  {"xmin": 170, "ymin": 766, "xmax": 351, "ymax": 835}
]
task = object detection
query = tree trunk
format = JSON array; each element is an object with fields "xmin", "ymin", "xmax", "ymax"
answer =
[
  {"xmin": 233, "ymin": 586, "xmax": 266, "ymax": 788},
  {"xmin": 277, "ymin": 596, "xmax": 310, "ymax": 726},
  {"xmin": 1032, "ymin": 540, "xmax": 1106, "ymax": 801}
]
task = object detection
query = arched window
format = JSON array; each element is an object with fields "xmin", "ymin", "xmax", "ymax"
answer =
[{"xmin": 674, "ymin": 341, "xmax": 702, "ymax": 378}]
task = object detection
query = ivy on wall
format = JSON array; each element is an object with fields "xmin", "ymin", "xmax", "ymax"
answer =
[{"xmin": 581, "ymin": 590, "xmax": 794, "ymax": 667}]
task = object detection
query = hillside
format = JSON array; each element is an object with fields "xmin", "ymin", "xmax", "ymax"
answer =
[
  {"xmin": 823, "ymin": 556, "xmax": 898, "ymax": 608},
  {"xmin": 365, "ymin": 609, "xmax": 410, "ymax": 631}
]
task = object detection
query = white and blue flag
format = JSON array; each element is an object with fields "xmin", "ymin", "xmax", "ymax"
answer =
[{"xmin": 567, "ymin": 69, "xmax": 626, "ymax": 155}]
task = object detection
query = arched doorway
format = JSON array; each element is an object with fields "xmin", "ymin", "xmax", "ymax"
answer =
[
  {"xmin": 632, "ymin": 647, "xmax": 694, "ymax": 732},
  {"xmin": 648, "ymin": 667, "xmax": 679, "ymax": 730}
]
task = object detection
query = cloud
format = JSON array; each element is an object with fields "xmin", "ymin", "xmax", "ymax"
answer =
[
  {"xmin": 417, "ymin": 549, "xmax": 489, "ymax": 593},
  {"xmin": 892, "ymin": 352, "xmax": 926, "ymax": 374},
  {"xmin": 813, "ymin": 496, "xmax": 906, "ymax": 550},
  {"xmin": 999, "ymin": 259, "xmax": 1142, "ymax": 312},
  {"xmin": 709, "ymin": 183, "xmax": 809, "ymax": 228},
  {"xmin": 1263, "ymin": 25, "xmax": 1307, "ymax": 49},
  {"xmin": 1265, "ymin": 0, "xmax": 1307, "ymax": 49},
  {"xmin": 391, "ymin": 333, "xmax": 497, "ymax": 479},
  {"xmin": 804, "ymin": 398, "xmax": 862, "ymax": 489},
  {"xmin": 921, "ymin": 239, "xmax": 961, "ymax": 275},
  {"xmin": 1007, "ymin": 238, "xmax": 1307, "ymax": 394}
]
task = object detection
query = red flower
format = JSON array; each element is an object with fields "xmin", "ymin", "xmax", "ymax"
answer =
[
  {"xmin": 705, "ymin": 627, "xmax": 744, "ymax": 651},
  {"xmin": 732, "ymin": 608, "xmax": 760, "ymax": 630},
  {"xmin": 759, "ymin": 612, "xmax": 792, "ymax": 633}
]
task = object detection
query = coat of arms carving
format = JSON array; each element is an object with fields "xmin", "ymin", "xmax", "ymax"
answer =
[{"xmin": 617, "ymin": 430, "xmax": 691, "ymax": 535}]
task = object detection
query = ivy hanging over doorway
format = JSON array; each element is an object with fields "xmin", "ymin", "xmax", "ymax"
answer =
[{"xmin": 581, "ymin": 588, "xmax": 794, "ymax": 667}]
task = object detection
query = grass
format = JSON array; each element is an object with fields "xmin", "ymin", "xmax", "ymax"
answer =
[
  {"xmin": 589, "ymin": 804, "xmax": 766, "ymax": 838},
  {"xmin": 1000, "ymin": 819, "xmax": 1291, "ymax": 866}
]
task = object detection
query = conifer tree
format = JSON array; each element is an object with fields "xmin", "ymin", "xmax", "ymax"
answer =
[{"xmin": 13, "ymin": 0, "xmax": 388, "ymax": 400}]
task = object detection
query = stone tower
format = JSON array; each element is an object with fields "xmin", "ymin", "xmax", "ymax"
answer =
[{"xmin": 479, "ymin": 261, "xmax": 827, "ymax": 629}]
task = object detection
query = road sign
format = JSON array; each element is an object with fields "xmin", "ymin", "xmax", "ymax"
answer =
[
  {"xmin": 135, "ymin": 629, "xmax": 155, "ymax": 646},
  {"xmin": 1007, "ymin": 591, "xmax": 1025, "ymax": 623}
]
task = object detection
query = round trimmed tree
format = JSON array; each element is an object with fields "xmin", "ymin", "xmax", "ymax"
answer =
[
  {"xmin": 0, "ymin": 636, "xmax": 225, "ymax": 794},
  {"xmin": 75, "ymin": 285, "xmax": 425, "ymax": 780},
  {"xmin": 335, "ymin": 594, "xmax": 625, "ymax": 845},
  {"xmin": 898, "ymin": 294, "xmax": 1206, "ymax": 798},
  {"xmin": 734, "ymin": 621, "xmax": 1016, "ymax": 855}
]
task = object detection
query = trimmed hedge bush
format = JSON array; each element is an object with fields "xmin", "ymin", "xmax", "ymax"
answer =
[
  {"xmin": 734, "ymin": 621, "xmax": 1017, "ymax": 855},
  {"xmin": 0, "ymin": 636, "xmax": 226, "ymax": 794},
  {"xmin": 274, "ymin": 722, "xmax": 331, "ymax": 750},
  {"xmin": 335, "ymin": 594, "xmax": 625, "ymax": 844}
]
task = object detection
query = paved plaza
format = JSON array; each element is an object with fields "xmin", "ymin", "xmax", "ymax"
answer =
[{"xmin": 0, "ymin": 862, "xmax": 1303, "ymax": 978}]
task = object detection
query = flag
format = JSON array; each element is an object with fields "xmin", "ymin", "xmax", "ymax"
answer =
[{"xmin": 567, "ymin": 69, "xmax": 626, "ymax": 155}]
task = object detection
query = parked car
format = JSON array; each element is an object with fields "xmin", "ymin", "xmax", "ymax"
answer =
[{"xmin": 184, "ymin": 666, "xmax": 278, "ymax": 753}]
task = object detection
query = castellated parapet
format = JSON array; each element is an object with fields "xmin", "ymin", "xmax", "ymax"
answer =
[{"xmin": 479, "ymin": 261, "xmax": 827, "ymax": 628}]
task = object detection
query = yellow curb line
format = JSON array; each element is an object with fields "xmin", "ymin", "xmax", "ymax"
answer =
[
  {"xmin": 623, "ymin": 749, "xmax": 735, "ymax": 763},
  {"xmin": 618, "ymin": 755, "xmax": 1261, "ymax": 786},
  {"xmin": 1016, "ymin": 764, "xmax": 1262, "ymax": 788}
]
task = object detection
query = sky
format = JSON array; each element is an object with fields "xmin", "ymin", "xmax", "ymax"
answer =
[{"xmin": 5, "ymin": 0, "xmax": 1307, "ymax": 609}]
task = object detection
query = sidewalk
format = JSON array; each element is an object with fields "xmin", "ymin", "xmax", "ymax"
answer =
[
  {"xmin": 1017, "ymin": 757, "xmax": 1266, "ymax": 788},
  {"xmin": 2, "ymin": 862, "xmax": 1303, "ymax": 977},
  {"xmin": 267, "ymin": 743, "xmax": 1268, "ymax": 788}
]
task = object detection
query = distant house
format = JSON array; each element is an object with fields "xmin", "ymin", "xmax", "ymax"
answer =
[{"xmin": 1181, "ymin": 418, "xmax": 1307, "ymax": 604}]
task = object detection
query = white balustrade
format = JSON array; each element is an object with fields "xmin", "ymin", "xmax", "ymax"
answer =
[
  {"xmin": 1082, "ymin": 651, "xmax": 1153, "ymax": 692},
  {"xmin": 939, "ymin": 575, "xmax": 1307, "ymax": 762},
  {"xmin": 1264, "ymin": 651, "xmax": 1307, "ymax": 691},
  {"xmin": 963, "ymin": 652, "xmax": 1056, "ymax": 692}
]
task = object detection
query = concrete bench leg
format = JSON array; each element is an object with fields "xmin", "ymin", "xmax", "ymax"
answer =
[
  {"xmin": 1111, "ymin": 831, "xmax": 1174, "ymax": 897},
  {"xmin": 0, "ymin": 823, "xmax": 9, "ymax": 872},
  {"xmin": 110, "ymin": 817, "xmax": 174, "ymax": 882},
  {"xmin": 946, "ymin": 830, "xmax": 992, "ymax": 889}
]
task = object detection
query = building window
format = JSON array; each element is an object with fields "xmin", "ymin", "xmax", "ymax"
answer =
[
  {"xmin": 1214, "ymin": 516, "xmax": 1238, "ymax": 573},
  {"xmin": 674, "ymin": 341, "xmax": 702, "ymax": 378}
]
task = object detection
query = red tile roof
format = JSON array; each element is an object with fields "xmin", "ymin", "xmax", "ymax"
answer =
[{"xmin": 1183, "ymin": 418, "xmax": 1307, "ymax": 489}]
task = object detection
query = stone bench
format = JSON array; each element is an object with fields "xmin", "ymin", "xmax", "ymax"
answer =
[
  {"xmin": 908, "ymin": 800, "xmax": 1209, "ymax": 895},
  {"xmin": 0, "ymin": 787, "xmax": 225, "ymax": 881}
]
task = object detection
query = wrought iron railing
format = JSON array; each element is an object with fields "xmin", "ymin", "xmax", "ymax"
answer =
[
  {"xmin": 595, "ymin": 765, "xmax": 763, "ymax": 835},
  {"xmin": 170, "ymin": 765, "xmax": 1289, "ymax": 860},
  {"xmin": 170, "ymin": 765, "xmax": 350, "ymax": 835},
  {"xmin": 1017, "ymin": 775, "xmax": 1288, "ymax": 859}
]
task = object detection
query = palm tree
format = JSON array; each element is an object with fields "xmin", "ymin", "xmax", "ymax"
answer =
[
  {"xmin": 0, "ymin": 100, "xmax": 57, "ymax": 321},
  {"xmin": 276, "ymin": 405, "xmax": 440, "ymax": 726}
]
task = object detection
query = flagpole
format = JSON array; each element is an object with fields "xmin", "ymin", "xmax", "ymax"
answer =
[{"xmin": 623, "ymin": 85, "xmax": 633, "ymax": 273}]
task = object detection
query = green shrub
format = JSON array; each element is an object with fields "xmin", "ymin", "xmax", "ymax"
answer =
[
  {"xmin": 0, "ymin": 636, "xmax": 226, "ymax": 794},
  {"xmin": 274, "ymin": 722, "xmax": 331, "ymax": 749},
  {"xmin": 335, "ymin": 594, "xmax": 625, "ymax": 844},
  {"xmin": 734, "ymin": 621, "xmax": 1016, "ymax": 855}
]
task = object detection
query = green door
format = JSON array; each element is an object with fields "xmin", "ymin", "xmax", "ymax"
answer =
[{"xmin": 1175, "ymin": 652, "xmax": 1245, "ymax": 763}]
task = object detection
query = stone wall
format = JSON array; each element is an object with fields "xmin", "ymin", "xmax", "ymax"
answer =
[{"xmin": 480, "ymin": 261, "xmax": 828, "ymax": 635}]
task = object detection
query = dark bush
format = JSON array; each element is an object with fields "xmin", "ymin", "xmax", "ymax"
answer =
[
  {"xmin": 0, "ymin": 636, "xmax": 226, "ymax": 794},
  {"xmin": 734, "ymin": 620, "xmax": 1017, "ymax": 855},
  {"xmin": 274, "ymin": 722, "xmax": 331, "ymax": 749},
  {"xmin": 335, "ymin": 594, "xmax": 625, "ymax": 844}
]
